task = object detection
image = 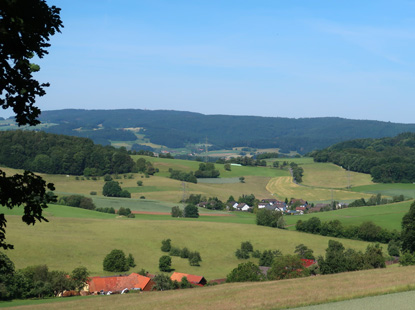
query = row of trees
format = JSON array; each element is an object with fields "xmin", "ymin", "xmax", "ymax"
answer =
[
  {"xmin": 171, "ymin": 205, "xmax": 199, "ymax": 218},
  {"xmin": 169, "ymin": 169, "xmax": 197, "ymax": 183},
  {"xmin": 227, "ymin": 240, "xmax": 386, "ymax": 283},
  {"xmin": 160, "ymin": 239, "xmax": 202, "ymax": 268},
  {"xmin": 348, "ymin": 193, "xmax": 405, "ymax": 208},
  {"xmin": 0, "ymin": 253, "xmax": 89, "ymax": 300},
  {"xmin": 296, "ymin": 217, "xmax": 399, "ymax": 244}
]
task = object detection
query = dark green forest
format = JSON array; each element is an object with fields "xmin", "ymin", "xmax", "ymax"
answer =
[
  {"xmin": 0, "ymin": 130, "xmax": 135, "ymax": 175},
  {"xmin": 311, "ymin": 132, "xmax": 415, "ymax": 183},
  {"xmin": 35, "ymin": 109, "xmax": 415, "ymax": 154}
]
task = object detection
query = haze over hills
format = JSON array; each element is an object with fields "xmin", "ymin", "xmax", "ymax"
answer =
[{"xmin": 35, "ymin": 109, "xmax": 415, "ymax": 154}]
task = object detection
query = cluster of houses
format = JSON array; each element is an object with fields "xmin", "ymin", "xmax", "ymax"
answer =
[
  {"xmin": 86, "ymin": 272, "xmax": 207, "ymax": 295},
  {"xmin": 222, "ymin": 198, "xmax": 348, "ymax": 215},
  {"xmin": 83, "ymin": 258, "xmax": 319, "ymax": 295}
]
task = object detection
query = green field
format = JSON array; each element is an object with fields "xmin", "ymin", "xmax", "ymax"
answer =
[
  {"xmin": 352, "ymin": 183, "xmax": 415, "ymax": 199},
  {"xmin": 4, "ymin": 207, "xmax": 371, "ymax": 279},
  {"xmin": 284, "ymin": 200, "xmax": 413, "ymax": 231}
]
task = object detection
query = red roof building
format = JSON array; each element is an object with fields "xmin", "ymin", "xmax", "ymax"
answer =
[
  {"xmin": 300, "ymin": 259, "xmax": 317, "ymax": 268},
  {"xmin": 170, "ymin": 272, "xmax": 207, "ymax": 286},
  {"xmin": 88, "ymin": 273, "xmax": 154, "ymax": 293}
]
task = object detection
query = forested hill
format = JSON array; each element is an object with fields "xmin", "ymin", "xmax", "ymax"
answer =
[
  {"xmin": 38, "ymin": 109, "xmax": 415, "ymax": 154},
  {"xmin": 310, "ymin": 132, "xmax": 415, "ymax": 183},
  {"xmin": 0, "ymin": 130, "xmax": 136, "ymax": 176}
]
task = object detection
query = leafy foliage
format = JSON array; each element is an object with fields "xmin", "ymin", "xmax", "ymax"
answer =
[
  {"xmin": 184, "ymin": 204, "xmax": 199, "ymax": 218},
  {"xmin": 267, "ymin": 254, "xmax": 309, "ymax": 280},
  {"xmin": 159, "ymin": 255, "xmax": 172, "ymax": 272},
  {"xmin": 226, "ymin": 262, "xmax": 264, "ymax": 283},
  {"xmin": 401, "ymin": 201, "xmax": 415, "ymax": 254},
  {"xmin": 103, "ymin": 249, "xmax": 130, "ymax": 272},
  {"xmin": 311, "ymin": 132, "xmax": 415, "ymax": 183},
  {"xmin": 161, "ymin": 239, "xmax": 171, "ymax": 252},
  {"xmin": 256, "ymin": 209, "xmax": 283, "ymax": 228},
  {"xmin": 102, "ymin": 181, "xmax": 131, "ymax": 198},
  {"xmin": 171, "ymin": 206, "xmax": 183, "ymax": 217}
]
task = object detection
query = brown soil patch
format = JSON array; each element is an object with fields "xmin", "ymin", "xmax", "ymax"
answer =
[{"xmin": 132, "ymin": 211, "xmax": 233, "ymax": 217}]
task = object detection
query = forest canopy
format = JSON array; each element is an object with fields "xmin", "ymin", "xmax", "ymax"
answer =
[
  {"xmin": 310, "ymin": 132, "xmax": 415, "ymax": 183},
  {"xmin": 0, "ymin": 130, "xmax": 136, "ymax": 175}
]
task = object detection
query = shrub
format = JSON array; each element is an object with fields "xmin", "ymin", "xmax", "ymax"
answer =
[
  {"xmin": 161, "ymin": 239, "xmax": 171, "ymax": 252},
  {"xmin": 103, "ymin": 249, "xmax": 129, "ymax": 272},
  {"xmin": 184, "ymin": 204, "xmax": 199, "ymax": 218},
  {"xmin": 159, "ymin": 255, "xmax": 172, "ymax": 272},
  {"xmin": 226, "ymin": 262, "xmax": 264, "ymax": 283},
  {"xmin": 90, "ymin": 191, "xmax": 97, "ymax": 195}
]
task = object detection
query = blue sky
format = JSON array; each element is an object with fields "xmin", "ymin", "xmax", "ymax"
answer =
[{"xmin": 4, "ymin": 0, "xmax": 415, "ymax": 123}]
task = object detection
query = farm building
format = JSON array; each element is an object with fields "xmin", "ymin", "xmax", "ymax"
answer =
[
  {"xmin": 170, "ymin": 272, "xmax": 207, "ymax": 286},
  {"xmin": 88, "ymin": 273, "xmax": 154, "ymax": 294}
]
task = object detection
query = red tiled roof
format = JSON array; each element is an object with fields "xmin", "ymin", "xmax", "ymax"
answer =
[
  {"xmin": 301, "ymin": 259, "xmax": 316, "ymax": 268},
  {"xmin": 170, "ymin": 272, "xmax": 206, "ymax": 285},
  {"xmin": 88, "ymin": 273, "xmax": 152, "ymax": 292}
]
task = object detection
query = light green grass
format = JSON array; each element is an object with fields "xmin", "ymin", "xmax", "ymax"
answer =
[
  {"xmin": 4, "ymin": 215, "xmax": 371, "ymax": 279},
  {"xmin": 352, "ymin": 183, "xmax": 415, "ymax": 199},
  {"xmin": 284, "ymin": 200, "xmax": 413, "ymax": 231}
]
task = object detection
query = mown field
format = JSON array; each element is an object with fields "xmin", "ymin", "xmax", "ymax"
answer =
[
  {"xmin": 283, "ymin": 200, "xmax": 413, "ymax": 231},
  {"xmin": 352, "ymin": 183, "xmax": 415, "ymax": 199},
  {"xmin": 2, "ymin": 266, "xmax": 415, "ymax": 310},
  {"xmin": 3, "ymin": 206, "xmax": 371, "ymax": 279},
  {"xmin": 266, "ymin": 176, "xmax": 374, "ymax": 203}
]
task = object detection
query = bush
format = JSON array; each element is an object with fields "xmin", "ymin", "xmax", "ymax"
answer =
[
  {"xmin": 184, "ymin": 204, "xmax": 199, "ymax": 218},
  {"xmin": 170, "ymin": 247, "xmax": 181, "ymax": 256},
  {"xmin": 103, "ymin": 249, "xmax": 130, "ymax": 272},
  {"xmin": 137, "ymin": 181, "xmax": 143, "ymax": 186},
  {"xmin": 159, "ymin": 255, "xmax": 172, "ymax": 272},
  {"xmin": 90, "ymin": 191, "xmax": 97, "ymax": 195},
  {"xmin": 226, "ymin": 262, "xmax": 264, "ymax": 283},
  {"xmin": 268, "ymin": 255, "xmax": 309, "ymax": 280},
  {"xmin": 188, "ymin": 251, "xmax": 202, "ymax": 266},
  {"xmin": 171, "ymin": 206, "xmax": 183, "ymax": 217},
  {"xmin": 235, "ymin": 249, "xmax": 250, "ymax": 259},
  {"xmin": 161, "ymin": 239, "xmax": 171, "ymax": 252}
]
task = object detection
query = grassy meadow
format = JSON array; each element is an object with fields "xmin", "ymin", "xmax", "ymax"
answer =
[
  {"xmin": 3, "ymin": 266, "xmax": 415, "ymax": 310},
  {"xmin": 4, "ymin": 208, "xmax": 372, "ymax": 279},
  {"xmin": 283, "ymin": 200, "xmax": 413, "ymax": 231}
]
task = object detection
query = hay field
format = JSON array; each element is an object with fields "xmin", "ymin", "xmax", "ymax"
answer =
[
  {"xmin": 266, "ymin": 176, "xmax": 373, "ymax": 202},
  {"xmin": 5, "ymin": 266, "xmax": 415, "ymax": 310},
  {"xmin": 4, "ymin": 215, "xmax": 370, "ymax": 279},
  {"xmin": 301, "ymin": 162, "xmax": 374, "ymax": 189}
]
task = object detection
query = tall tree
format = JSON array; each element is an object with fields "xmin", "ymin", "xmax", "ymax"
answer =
[
  {"xmin": 0, "ymin": 0, "xmax": 63, "ymax": 250},
  {"xmin": 401, "ymin": 201, "xmax": 415, "ymax": 254}
]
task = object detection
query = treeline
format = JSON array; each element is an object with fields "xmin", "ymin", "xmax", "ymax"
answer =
[
  {"xmin": 168, "ymin": 163, "xmax": 220, "ymax": 183},
  {"xmin": 348, "ymin": 193, "xmax": 406, "ymax": 208},
  {"xmin": 296, "ymin": 217, "xmax": 400, "ymax": 243},
  {"xmin": 311, "ymin": 132, "xmax": 415, "ymax": 183},
  {"xmin": 290, "ymin": 162, "xmax": 304, "ymax": 183},
  {"xmin": 169, "ymin": 169, "xmax": 197, "ymax": 183},
  {"xmin": 0, "ymin": 253, "xmax": 89, "ymax": 300},
  {"xmin": 0, "ymin": 130, "xmax": 136, "ymax": 175}
]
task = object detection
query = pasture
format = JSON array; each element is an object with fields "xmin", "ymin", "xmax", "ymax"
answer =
[
  {"xmin": 352, "ymin": 183, "xmax": 415, "ymax": 199},
  {"xmin": 3, "ymin": 266, "xmax": 415, "ymax": 310},
  {"xmin": 283, "ymin": 200, "xmax": 413, "ymax": 231},
  {"xmin": 301, "ymin": 162, "xmax": 374, "ymax": 189},
  {"xmin": 4, "ymin": 211, "xmax": 371, "ymax": 279}
]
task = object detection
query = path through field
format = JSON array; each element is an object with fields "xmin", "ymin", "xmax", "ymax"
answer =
[{"xmin": 293, "ymin": 290, "xmax": 415, "ymax": 310}]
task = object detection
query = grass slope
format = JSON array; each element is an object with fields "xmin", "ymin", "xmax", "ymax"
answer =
[
  {"xmin": 4, "ymin": 213, "xmax": 370, "ymax": 279},
  {"xmin": 284, "ymin": 200, "xmax": 413, "ymax": 231},
  {"xmin": 3, "ymin": 267, "xmax": 415, "ymax": 310}
]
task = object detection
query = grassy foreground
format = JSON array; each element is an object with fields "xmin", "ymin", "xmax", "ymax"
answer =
[
  {"xmin": 2, "ymin": 266, "xmax": 415, "ymax": 310},
  {"xmin": 4, "ymin": 213, "xmax": 371, "ymax": 279}
]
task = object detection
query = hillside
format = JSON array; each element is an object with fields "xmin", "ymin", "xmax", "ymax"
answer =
[
  {"xmin": 311, "ymin": 132, "xmax": 415, "ymax": 183},
  {"xmin": 27, "ymin": 109, "xmax": 415, "ymax": 153}
]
